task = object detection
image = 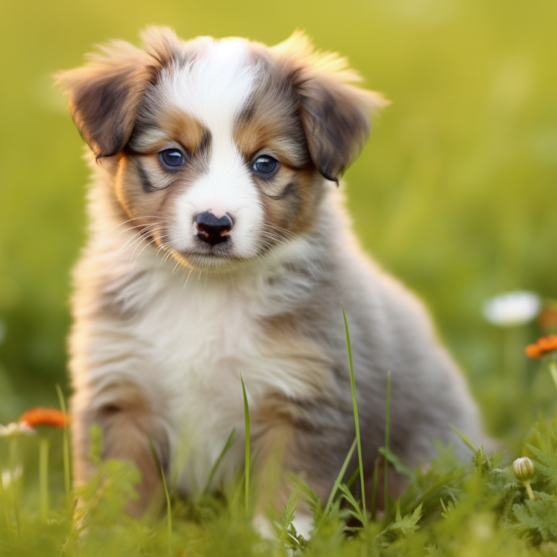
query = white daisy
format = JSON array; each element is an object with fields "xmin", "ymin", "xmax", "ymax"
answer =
[
  {"xmin": 482, "ymin": 291, "xmax": 541, "ymax": 326},
  {"xmin": 0, "ymin": 422, "xmax": 36, "ymax": 438}
]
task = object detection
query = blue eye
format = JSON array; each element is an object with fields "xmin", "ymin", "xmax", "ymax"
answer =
[
  {"xmin": 159, "ymin": 149, "xmax": 185, "ymax": 168},
  {"xmin": 252, "ymin": 155, "xmax": 279, "ymax": 176}
]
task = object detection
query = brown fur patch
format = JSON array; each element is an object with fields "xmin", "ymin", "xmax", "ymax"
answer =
[
  {"xmin": 72, "ymin": 381, "xmax": 169, "ymax": 518},
  {"xmin": 112, "ymin": 153, "xmax": 193, "ymax": 251},
  {"xmin": 233, "ymin": 54, "xmax": 325, "ymax": 242},
  {"xmin": 131, "ymin": 107, "xmax": 211, "ymax": 158}
]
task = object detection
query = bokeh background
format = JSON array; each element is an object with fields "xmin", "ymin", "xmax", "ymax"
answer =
[{"xmin": 0, "ymin": 0, "xmax": 555, "ymax": 446}]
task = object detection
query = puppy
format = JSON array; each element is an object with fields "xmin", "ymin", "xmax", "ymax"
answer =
[{"xmin": 58, "ymin": 28, "xmax": 483, "ymax": 533}]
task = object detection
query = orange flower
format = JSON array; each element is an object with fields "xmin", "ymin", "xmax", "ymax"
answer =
[
  {"xmin": 19, "ymin": 408, "xmax": 71, "ymax": 428},
  {"xmin": 525, "ymin": 335, "xmax": 557, "ymax": 358}
]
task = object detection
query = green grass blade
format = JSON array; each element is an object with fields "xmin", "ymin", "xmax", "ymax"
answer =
[
  {"xmin": 241, "ymin": 376, "xmax": 251, "ymax": 513},
  {"xmin": 378, "ymin": 446, "xmax": 413, "ymax": 478},
  {"xmin": 39, "ymin": 437, "xmax": 49, "ymax": 521},
  {"xmin": 345, "ymin": 463, "xmax": 360, "ymax": 490},
  {"xmin": 161, "ymin": 466, "xmax": 172, "ymax": 555},
  {"xmin": 384, "ymin": 371, "xmax": 391, "ymax": 516},
  {"xmin": 338, "ymin": 484, "xmax": 365, "ymax": 524},
  {"xmin": 325, "ymin": 437, "xmax": 357, "ymax": 515},
  {"xmin": 149, "ymin": 440, "xmax": 172, "ymax": 555},
  {"xmin": 56, "ymin": 384, "xmax": 71, "ymax": 497},
  {"xmin": 371, "ymin": 458, "xmax": 380, "ymax": 520},
  {"xmin": 448, "ymin": 423, "xmax": 478, "ymax": 453},
  {"xmin": 202, "ymin": 427, "xmax": 236, "ymax": 495},
  {"xmin": 343, "ymin": 306, "xmax": 367, "ymax": 522}
]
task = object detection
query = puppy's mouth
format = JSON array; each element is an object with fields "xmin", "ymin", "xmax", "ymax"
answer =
[
  {"xmin": 150, "ymin": 228, "xmax": 272, "ymax": 273},
  {"xmin": 159, "ymin": 238, "xmax": 248, "ymax": 272},
  {"xmin": 172, "ymin": 250, "xmax": 248, "ymax": 272}
]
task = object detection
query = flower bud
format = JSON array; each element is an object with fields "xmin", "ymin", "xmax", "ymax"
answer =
[{"xmin": 513, "ymin": 457, "xmax": 535, "ymax": 482}]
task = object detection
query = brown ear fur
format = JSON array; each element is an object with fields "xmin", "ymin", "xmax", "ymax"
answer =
[
  {"xmin": 273, "ymin": 32, "xmax": 388, "ymax": 182},
  {"xmin": 56, "ymin": 28, "xmax": 182, "ymax": 158}
]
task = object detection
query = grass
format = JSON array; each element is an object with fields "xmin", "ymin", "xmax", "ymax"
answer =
[
  {"xmin": 1, "ymin": 0, "xmax": 556, "ymax": 429},
  {"xmin": 2, "ymin": 322, "xmax": 557, "ymax": 555},
  {"xmin": 241, "ymin": 376, "xmax": 251, "ymax": 514},
  {"xmin": 343, "ymin": 307, "xmax": 367, "ymax": 522}
]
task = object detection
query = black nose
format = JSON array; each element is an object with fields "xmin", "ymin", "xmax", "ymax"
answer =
[{"xmin": 194, "ymin": 212, "xmax": 233, "ymax": 246}]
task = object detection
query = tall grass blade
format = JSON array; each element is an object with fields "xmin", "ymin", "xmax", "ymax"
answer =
[
  {"xmin": 9, "ymin": 439, "xmax": 20, "ymax": 531},
  {"xmin": 378, "ymin": 446, "xmax": 413, "ymax": 478},
  {"xmin": 39, "ymin": 437, "xmax": 49, "ymax": 521},
  {"xmin": 345, "ymin": 464, "xmax": 360, "ymax": 490},
  {"xmin": 448, "ymin": 423, "xmax": 478, "ymax": 453},
  {"xmin": 203, "ymin": 427, "xmax": 236, "ymax": 495},
  {"xmin": 325, "ymin": 437, "xmax": 357, "ymax": 515},
  {"xmin": 548, "ymin": 360, "xmax": 557, "ymax": 392},
  {"xmin": 384, "ymin": 371, "xmax": 391, "ymax": 516},
  {"xmin": 371, "ymin": 458, "xmax": 380, "ymax": 519},
  {"xmin": 342, "ymin": 306, "xmax": 367, "ymax": 522},
  {"xmin": 0, "ymin": 463, "xmax": 9, "ymax": 530},
  {"xmin": 56, "ymin": 384, "xmax": 71, "ymax": 497},
  {"xmin": 160, "ymin": 466, "xmax": 172, "ymax": 555},
  {"xmin": 149, "ymin": 440, "xmax": 172, "ymax": 555},
  {"xmin": 241, "ymin": 376, "xmax": 251, "ymax": 513}
]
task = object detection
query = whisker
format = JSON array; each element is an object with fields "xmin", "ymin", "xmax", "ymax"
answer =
[
  {"xmin": 115, "ymin": 230, "xmax": 146, "ymax": 258},
  {"xmin": 106, "ymin": 215, "xmax": 162, "ymax": 236},
  {"xmin": 130, "ymin": 235, "xmax": 158, "ymax": 264},
  {"xmin": 260, "ymin": 223, "xmax": 326, "ymax": 272}
]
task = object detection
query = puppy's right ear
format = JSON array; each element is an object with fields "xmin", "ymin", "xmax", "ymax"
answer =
[
  {"xmin": 56, "ymin": 41, "xmax": 157, "ymax": 158},
  {"xmin": 272, "ymin": 32, "xmax": 388, "ymax": 183}
]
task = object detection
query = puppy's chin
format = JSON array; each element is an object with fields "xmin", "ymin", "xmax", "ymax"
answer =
[
  {"xmin": 161, "ymin": 234, "xmax": 275, "ymax": 274},
  {"xmin": 168, "ymin": 249, "xmax": 252, "ymax": 274}
]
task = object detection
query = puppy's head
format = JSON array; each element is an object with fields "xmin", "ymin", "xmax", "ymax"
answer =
[{"xmin": 58, "ymin": 28, "xmax": 386, "ymax": 271}]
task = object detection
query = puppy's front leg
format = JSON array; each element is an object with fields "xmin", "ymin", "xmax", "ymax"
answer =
[
  {"xmin": 72, "ymin": 383, "xmax": 169, "ymax": 518},
  {"xmin": 251, "ymin": 398, "xmax": 349, "ymax": 539}
]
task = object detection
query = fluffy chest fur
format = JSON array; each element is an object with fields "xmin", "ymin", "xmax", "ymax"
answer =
[
  {"xmin": 137, "ymin": 271, "xmax": 258, "ymax": 492},
  {"xmin": 80, "ymin": 233, "xmax": 334, "ymax": 493}
]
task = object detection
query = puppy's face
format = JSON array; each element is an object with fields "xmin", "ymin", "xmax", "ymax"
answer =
[{"xmin": 59, "ymin": 29, "xmax": 385, "ymax": 271}]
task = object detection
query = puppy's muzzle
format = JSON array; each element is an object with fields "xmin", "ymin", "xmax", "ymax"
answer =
[{"xmin": 195, "ymin": 212, "xmax": 233, "ymax": 246}]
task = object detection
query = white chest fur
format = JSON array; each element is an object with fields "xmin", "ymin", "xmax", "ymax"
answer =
[
  {"xmin": 129, "ymin": 263, "xmax": 259, "ymax": 492},
  {"xmin": 103, "ymin": 246, "xmax": 324, "ymax": 494}
]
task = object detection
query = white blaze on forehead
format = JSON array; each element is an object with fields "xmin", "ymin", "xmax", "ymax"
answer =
[
  {"xmin": 162, "ymin": 38, "xmax": 255, "ymax": 137},
  {"xmin": 158, "ymin": 39, "xmax": 265, "ymax": 259}
]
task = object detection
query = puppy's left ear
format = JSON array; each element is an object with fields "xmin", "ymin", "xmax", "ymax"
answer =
[
  {"xmin": 274, "ymin": 32, "xmax": 388, "ymax": 183},
  {"xmin": 298, "ymin": 75, "xmax": 387, "ymax": 183},
  {"xmin": 55, "ymin": 40, "xmax": 157, "ymax": 158}
]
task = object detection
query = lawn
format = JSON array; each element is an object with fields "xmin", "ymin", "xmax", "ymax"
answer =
[{"xmin": 0, "ymin": 0, "xmax": 556, "ymax": 554}]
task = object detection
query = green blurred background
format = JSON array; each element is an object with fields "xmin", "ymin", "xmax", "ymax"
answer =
[{"xmin": 0, "ymin": 0, "xmax": 555, "ymax": 443}]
